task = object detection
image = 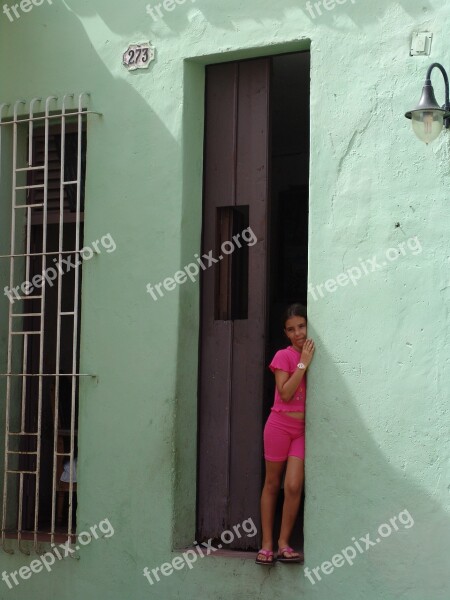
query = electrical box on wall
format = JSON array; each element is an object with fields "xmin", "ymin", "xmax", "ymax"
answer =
[{"xmin": 410, "ymin": 32, "xmax": 433, "ymax": 56}]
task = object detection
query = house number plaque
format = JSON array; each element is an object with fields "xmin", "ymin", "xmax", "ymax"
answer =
[{"xmin": 123, "ymin": 43, "xmax": 155, "ymax": 71}]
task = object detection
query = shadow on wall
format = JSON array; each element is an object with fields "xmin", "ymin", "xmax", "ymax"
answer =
[
  {"xmin": 0, "ymin": 0, "xmax": 194, "ymax": 561},
  {"xmin": 300, "ymin": 309, "xmax": 450, "ymax": 600},
  {"xmin": 62, "ymin": 0, "xmax": 434, "ymax": 38}
]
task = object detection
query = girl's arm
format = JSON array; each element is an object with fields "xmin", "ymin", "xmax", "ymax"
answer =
[
  {"xmin": 274, "ymin": 367, "xmax": 305, "ymax": 402},
  {"xmin": 274, "ymin": 339, "xmax": 315, "ymax": 402}
]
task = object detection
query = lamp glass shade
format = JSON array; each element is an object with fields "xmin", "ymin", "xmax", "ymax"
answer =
[{"xmin": 411, "ymin": 109, "xmax": 444, "ymax": 144}]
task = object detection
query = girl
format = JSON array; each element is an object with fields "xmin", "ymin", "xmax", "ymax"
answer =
[{"xmin": 255, "ymin": 303, "xmax": 315, "ymax": 565}]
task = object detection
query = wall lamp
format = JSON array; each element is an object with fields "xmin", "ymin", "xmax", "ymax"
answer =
[{"xmin": 405, "ymin": 63, "xmax": 450, "ymax": 144}]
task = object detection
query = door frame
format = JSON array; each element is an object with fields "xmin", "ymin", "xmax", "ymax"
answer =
[{"xmin": 172, "ymin": 40, "xmax": 311, "ymax": 551}]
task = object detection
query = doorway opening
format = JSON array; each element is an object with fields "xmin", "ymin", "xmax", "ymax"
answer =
[
  {"xmin": 197, "ymin": 50, "xmax": 310, "ymax": 552},
  {"xmin": 265, "ymin": 51, "xmax": 310, "ymax": 554}
]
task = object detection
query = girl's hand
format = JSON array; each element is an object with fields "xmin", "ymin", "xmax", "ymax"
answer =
[{"xmin": 301, "ymin": 339, "xmax": 315, "ymax": 368}]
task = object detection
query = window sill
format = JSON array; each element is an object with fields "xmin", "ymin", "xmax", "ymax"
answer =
[{"xmin": 3, "ymin": 531, "xmax": 77, "ymax": 544}]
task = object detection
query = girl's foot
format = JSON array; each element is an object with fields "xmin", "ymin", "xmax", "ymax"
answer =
[
  {"xmin": 277, "ymin": 546, "xmax": 303, "ymax": 563},
  {"xmin": 255, "ymin": 549, "xmax": 275, "ymax": 565}
]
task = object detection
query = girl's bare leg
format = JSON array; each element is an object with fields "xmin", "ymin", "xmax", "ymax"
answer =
[
  {"xmin": 258, "ymin": 460, "xmax": 285, "ymax": 562},
  {"xmin": 278, "ymin": 456, "xmax": 304, "ymax": 558}
]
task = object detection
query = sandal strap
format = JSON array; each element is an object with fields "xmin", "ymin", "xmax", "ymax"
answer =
[
  {"xmin": 258, "ymin": 549, "xmax": 274, "ymax": 556},
  {"xmin": 279, "ymin": 546, "xmax": 295, "ymax": 554}
]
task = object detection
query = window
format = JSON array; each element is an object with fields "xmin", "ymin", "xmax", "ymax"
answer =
[{"xmin": 0, "ymin": 95, "xmax": 99, "ymax": 552}]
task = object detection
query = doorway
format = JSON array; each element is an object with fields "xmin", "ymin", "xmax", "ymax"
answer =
[{"xmin": 197, "ymin": 51, "xmax": 310, "ymax": 551}]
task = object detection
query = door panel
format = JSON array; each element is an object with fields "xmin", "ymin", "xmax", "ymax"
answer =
[
  {"xmin": 197, "ymin": 58, "xmax": 270, "ymax": 549},
  {"xmin": 229, "ymin": 59, "xmax": 270, "ymax": 532},
  {"xmin": 197, "ymin": 62, "xmax": 238, "ymax": 536}
]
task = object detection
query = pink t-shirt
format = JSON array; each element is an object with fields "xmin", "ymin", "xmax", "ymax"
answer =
[{"xmin": 269, "ymin": 346, "xmax": 306, "ymax": 413}]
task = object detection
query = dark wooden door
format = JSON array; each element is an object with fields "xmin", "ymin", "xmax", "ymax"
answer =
[{"xmin": 197, "ymin": 58, "xmax": 270, "ymax": 549}]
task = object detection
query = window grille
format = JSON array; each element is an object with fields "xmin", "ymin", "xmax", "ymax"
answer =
[{"xmin": 0, "ymin": 94, "xmax": 100, "ymax": 554}]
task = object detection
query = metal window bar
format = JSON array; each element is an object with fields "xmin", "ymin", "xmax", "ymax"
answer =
[{"xmin": 0, "ymin": 94, "xmax": 100, "ymax": 554}]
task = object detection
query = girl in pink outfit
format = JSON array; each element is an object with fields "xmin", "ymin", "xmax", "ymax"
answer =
[{"xmin": 255, "ymin": 303, "xmax": 315, "ymax": 565}]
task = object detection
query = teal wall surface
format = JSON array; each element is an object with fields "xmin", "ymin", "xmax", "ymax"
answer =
[{"xmin": 0, "ymin": 0, "xmax": 449, "ymax": 599}]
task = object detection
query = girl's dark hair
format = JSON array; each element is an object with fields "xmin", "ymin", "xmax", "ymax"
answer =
[{"xmin": 282, "ymin": 303, "xmax": 307, "ymax": 327}]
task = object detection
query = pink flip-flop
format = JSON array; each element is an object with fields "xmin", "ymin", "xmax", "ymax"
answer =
[
  {"xmin": 277, "ymin": 546, "xmax": 304, "ymax": 563},
  {"xmin": 255, "ymin": 548, "xmax": 275, "ymax": 565}
]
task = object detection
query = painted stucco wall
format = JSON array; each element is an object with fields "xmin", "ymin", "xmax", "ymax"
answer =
[{"xmin": 0, "ymin": 0, "xmax": 449, "ymax": 599}]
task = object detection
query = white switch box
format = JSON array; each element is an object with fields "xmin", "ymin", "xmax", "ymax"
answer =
[{"xmin": 410, "ymin": 32, "xmax": 433, "ymax": 56}]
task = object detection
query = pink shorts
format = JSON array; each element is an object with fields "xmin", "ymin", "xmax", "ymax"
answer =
[{"xmin": 263, "ymin": 410, "xmax": 305, "ymax": 462}]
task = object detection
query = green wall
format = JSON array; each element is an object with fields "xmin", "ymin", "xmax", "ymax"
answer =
[{"xmin": 0, "ymin": 0, "xmax": 449, "ymax": 599}]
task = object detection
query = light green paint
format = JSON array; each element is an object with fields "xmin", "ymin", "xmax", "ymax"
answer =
[{"xmin": 0, "ymin": 0, "xmax": 449, "ymax": 599}]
